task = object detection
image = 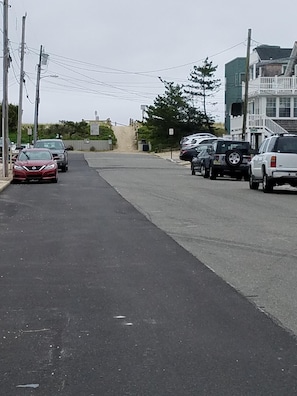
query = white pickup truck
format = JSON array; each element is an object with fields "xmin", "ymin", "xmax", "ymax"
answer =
[{"xmin": 249, "ymin": 134, "xmax": 297, "ymax": 192}]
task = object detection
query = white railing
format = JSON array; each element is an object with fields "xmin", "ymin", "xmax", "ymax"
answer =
[
  {"xmin": 230, "ymin": 114, "xmax": 288, "ymax": 136},
  {"xmin": 264, "ymin": 118, "xmax": 288, "ymax": 135},
  {"xmin": 229, "ymin": 116, "xmax": 243, "ymax": 132},
  {"xmin": 243, "ymin": 76, "xmax": 297, "ymax": 97}
]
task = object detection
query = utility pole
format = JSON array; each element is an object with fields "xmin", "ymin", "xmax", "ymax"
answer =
[
  {"xmin": 2, "ymin": 0, "xmax": 9, "ymax": 177},
  {"xmin": 17, "ymin": 14, "xmax": 26, "ymax": 148},
  {"xmin": 242, "ymin": 28, "xmax": 251, "ymax": 140},
  {"xmin": 33, "ymin": 45, "xmax": 43, "ymax": 145}
]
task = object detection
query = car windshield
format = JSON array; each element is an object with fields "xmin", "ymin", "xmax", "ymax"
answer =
[
  {"xmin": 197, "ymin": 149, "xmax": 207, "ymax": 157},
  {"xmin": 19, "ymin": 150, "xmax": 52, "ymax": 161},
  {"xmin": 35, "ymin": 141, "xmax": 64, "ymax": 149},
  {"xmin": 196, "ymin": 144, "xmax": 212, "ymax": 152},
  {"xmin": 274, "ymin": 137, "xmax": 297, "ymax": 153},
  {"xmin": 216, "ymin": 141, "xmax": 250, "ymax": 154}
]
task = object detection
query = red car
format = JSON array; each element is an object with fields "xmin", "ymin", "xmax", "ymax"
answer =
[{"xmin": 12, "ymin": 148, "xmax": 58, "ymax": 183}]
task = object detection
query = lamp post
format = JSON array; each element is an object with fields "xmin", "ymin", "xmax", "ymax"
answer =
[
  {"xmin": 33, "ymin": 45, "xmax": 58, "ymax": 145},
  {"xmin": 2, "ymin": 0, "xmax": 9, "ymax": 177},
  {"xmin": 33, "ymin": 71, "xmax": 58, "ymax": 145}
]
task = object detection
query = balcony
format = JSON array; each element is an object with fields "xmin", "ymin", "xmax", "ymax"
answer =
[
  {"xmin": 243, "ymin": 76, "xmax": 297, "ymax": 97},
  {"xmin": 230, "ymin": 114, "xmax": 290, "ymax": 137}
]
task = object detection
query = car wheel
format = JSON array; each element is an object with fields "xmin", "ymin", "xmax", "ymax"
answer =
[
  {"xmin": 201, "ymin": 164, "xmax": 209, "ymax": 178},
  {"xmin": 209, "ymin": 165, "xmax": 217, "ymax": 180},
  {"xmin": 249, "ymin": 173, "xmax": 259, "ymax": 190},
  {"xmin": 262, "ymin": 173, "xmax": 273, "ymax": 193},
  {"xmin": 243, "ymin": 172, "xmax": 249, "ymax": 181},
  {"xmin": 191, "ymin": 165, "xmax": 195, "ymax": 175},
  {"xmin": 61, "ymin": 164, "xmax": 67, "ymax": 172},
  {"xmin": 225, "ymin": 150, "xmax": 243, "ymax": 167}
]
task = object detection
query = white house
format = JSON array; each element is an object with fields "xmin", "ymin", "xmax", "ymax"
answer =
[{"xmin": 229, "ymin": 42, "xmax": 297, "ymax": 149}]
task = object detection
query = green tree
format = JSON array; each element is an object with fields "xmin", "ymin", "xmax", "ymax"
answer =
[
  {"xmin": 34, "ymin": 120, "xmax": 116, "ymax": 144},
  {"xmin": 142, "ymin": 81, "xmax": 205, "ymax": 150},
  {"xmin": 0, "ymin": 103, "xmax": 18, "ymax": 136},
  {"xmin": 186, "ymin": 58, "xmax": 221, "ymax": 133}
]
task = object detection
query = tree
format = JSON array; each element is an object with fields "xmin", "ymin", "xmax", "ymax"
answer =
[
  {"xmin": 0, "ymin": 103, "xmax": 18, "ymax": 135},
  {"xmin": 186, "ymin": 58, "xmax": 221, "ymax": 133},
  {"xmin": 35, "ymin": 120, "xmax": 116, "ymax": 143},
  {"xmin": 142, "ymin": 81, "xmax": 205, "ymax": 150}
]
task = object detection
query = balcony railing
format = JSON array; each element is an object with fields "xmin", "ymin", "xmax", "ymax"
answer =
[
  {"xmin": 243, "ymin": 76, "xmax": 297, "ymax": 97},
  {"xmin": 230, "ymin": 114, "xmax": 288, "ymax": 135}
]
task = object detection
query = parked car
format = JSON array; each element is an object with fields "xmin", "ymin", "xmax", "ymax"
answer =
[
  {"xmin": 180, "ymin": 132, "xmax": 216, "ymax": 146},
  {"xmin": 181, "ymin": 136, "xmax": 217, "ymax": 151},
  {"xmin": 34, "ymin": 139, "xmax": 68, "ymax": 172},
  {"xmin": 0, "ymin": 137, "xmax": 12, "ymax": 158},
  {"xmin": 249, "ymin": 133, "xmax": 297, "ymax": 192},
  {"xmin": 180, "ymin": 147, "xmax": 201, "ymax": 162},
  {"xmin": 12, "ymin": 148, "xmax": 58, "ymax": 183},
  {"xmin": 191, "ymin": 147, "xmax": 212, "ymax": 176},
  {"xmin": 11, "ymin": 143, "xmax": 31, "ymax": 161},
  {"xmin": 180, "ymin": 138, "xmax": 218, "ymax": 161},
  {"xmin": 204, "ymin": 139, "xmax": 252, "ymax": 180}
]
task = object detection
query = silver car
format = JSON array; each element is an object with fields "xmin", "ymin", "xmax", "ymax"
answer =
[{"xmin": 34, "ymin": 139, "xmax": 69, "ymax": 172}]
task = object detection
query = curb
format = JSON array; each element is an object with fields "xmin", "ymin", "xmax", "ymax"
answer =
[{"xmin": 0, "ymin": 179, "xmax": 12, "ymax": 192}]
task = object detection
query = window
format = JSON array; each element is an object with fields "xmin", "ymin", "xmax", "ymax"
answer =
[
  {"xmin": 235, "ymin": 73, "xmax": 246, "ymax": 86},
  {"xmin": 279, "ymin": 97, "xmax": 290, "ymax": 117},
  {"xmin": 267, "ymin": 137, "xmax": 278, "ymax": 152},
  {"xmin": 294, "ymin": 98, "xmax": 297, "ymax": 117},
  {"xmin": 275, "ymin": 137, "xmax": 297, "ymax": 154},
  {"xmin": 259, "ymin": 139, "xmax": 269, "ymax": 154},
  {"xmin": 216, "ymin": 141, "xmax": 250, "ymax": 154},
  {"xmin": 281, "ymin": 64, "xmax": 287, "ymax": 74},
  {"xmin": 266, "ymin": 98, "xmax": 276, "ymax": 117}
]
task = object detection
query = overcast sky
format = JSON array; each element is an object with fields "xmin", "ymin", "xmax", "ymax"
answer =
[{"xmin": 2, "ymin": 0, "xmax": 297, "ymax": 126}]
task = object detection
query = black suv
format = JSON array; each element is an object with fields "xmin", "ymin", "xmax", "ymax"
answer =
[
  {"xmin": 34, "ymin": 139, "xmax": 68, "ymax": 172},
  {"xmin": 204, "ymin": 139, "xmax": 251, "ymax": 180}
]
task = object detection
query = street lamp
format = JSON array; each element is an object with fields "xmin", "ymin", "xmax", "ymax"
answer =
[{"xmin": 33, "ymin": 69, "xmax": 58, "ymax": 145}]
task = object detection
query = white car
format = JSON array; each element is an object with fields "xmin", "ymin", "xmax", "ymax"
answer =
[
  {"xmin": 180, "ymin": 132, "xmax": 216, "ymax": 147},
  {"xmin": 181, "ymin": 135, "xmax": 217, "ymax": 150},
  {"xmin": 249, "ymin": 134, "xmax": 297, "ymax": 192}
]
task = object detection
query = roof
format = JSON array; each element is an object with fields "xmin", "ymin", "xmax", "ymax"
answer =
[
  {"xmin": 36, "ymin": 138, "xmax": 63, "ymax": 141},
  {"xmin": 255, "ymin": 45, "xmax": 292, "ymax": 62}
]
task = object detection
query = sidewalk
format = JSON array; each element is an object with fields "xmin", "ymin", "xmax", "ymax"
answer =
[
  {"xmin": 0, "ymin": 163, "xmax": 13, "ymax": 192},
  {"xmin": 153, "ymin": 150, "xmax": 189, "ymax": 166}
]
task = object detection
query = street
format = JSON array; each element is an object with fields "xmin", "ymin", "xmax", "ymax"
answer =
[
  {"xmin": 1, "ymin": 152, "xmax": 297, "ymax": 395},
  {"xmin": 85, "ymin": 151, "xmax": 297, "ymax": 336}
]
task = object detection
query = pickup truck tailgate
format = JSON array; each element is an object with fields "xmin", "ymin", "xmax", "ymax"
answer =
[{"xmin": 276, "ymin": 153, "xmax": 297, "ymax": 169}]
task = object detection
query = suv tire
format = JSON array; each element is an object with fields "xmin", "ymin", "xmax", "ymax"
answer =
[
  {"xmin": 243, "ymin": 172, "xmax": 249, "ymax": 181},
  {"xmin": 201, "ymin": 164, "xmax": 209, "ymax": 178},
  {"xmin": 225, "ymin": 149, "xmax": 243, "ymax": 167},
  {"xmin": 191, "ymin": 164, "xmax": 195, "ymax": 175},
  {"xmin": 209, "ymin": 165, "xmax": 217, "ymax": 180},
  {"xmin": 249, "ymin": 173, "xmax": 259, "ymax": 190},
  {"xmin": 262, "ymin": 173, "xmax": 273, "ymax": 193}
]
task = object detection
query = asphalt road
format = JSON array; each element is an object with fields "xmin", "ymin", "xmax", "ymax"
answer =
[
  {"xmin": 85, "ymin": 151, "xmax": 297, "ymax": 337},
  {"xmin": 1, "ymin": 152, "xmax": 297, "ymax": 395}
]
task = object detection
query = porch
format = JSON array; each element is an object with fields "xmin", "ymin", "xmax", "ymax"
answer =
[
  {"xmin": 244, "ymin": 76, "xmax": 297, "ymax": 97},
  {"xmin": 229, "ymin": 114, "xmax": 295, "ymax": 149}
]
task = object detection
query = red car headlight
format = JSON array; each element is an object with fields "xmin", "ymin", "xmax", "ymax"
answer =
[{"xmin": 44, "ymin": 163, "xmax": 56, "ymax": 170}]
